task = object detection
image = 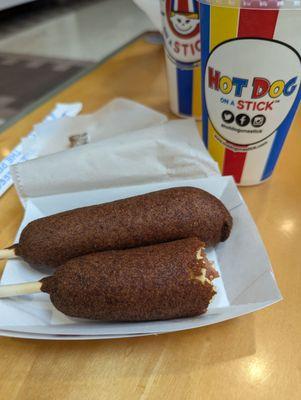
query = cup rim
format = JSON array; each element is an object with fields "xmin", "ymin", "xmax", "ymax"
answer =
[{"xmin": 197, "ymin": 0, "xmax": 301, "ymax": 10}]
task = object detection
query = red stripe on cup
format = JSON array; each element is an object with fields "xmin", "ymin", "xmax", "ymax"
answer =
[
  {"xmin": 223, "ymin": 150, "xmax": 247, "ymax": 183},
  {"xmin": 238, "ymin": 8, "xmax": 279, "ymax": 39},
  {"xmin": 222, "ymin": 7, "xmax": 279, "ymax": 183}
]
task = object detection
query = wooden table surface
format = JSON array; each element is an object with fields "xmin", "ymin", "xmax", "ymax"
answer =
[{"xmin": 0, "ymin": 36, "xmax": 300, "ymax": 400}]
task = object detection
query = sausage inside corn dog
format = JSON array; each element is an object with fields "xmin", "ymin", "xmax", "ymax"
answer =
[
  {"xmin": 40, "ymin": 238, "xmax": 218, "ymax": 321},
  {"xmin": 7, "ymin": 187, "xmax": 232, "ymax": 268}
]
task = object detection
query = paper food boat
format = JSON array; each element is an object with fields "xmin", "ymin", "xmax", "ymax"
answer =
[{"xmin": 0, "ymin": 176, "xmax": 282, "ymax": 340}]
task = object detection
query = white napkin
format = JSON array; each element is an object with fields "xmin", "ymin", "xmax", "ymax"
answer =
[
  {"xmin": 22, "ymin": 98, "xmax": 167, "ymax": 158},
  {"xmin": 0, "ymin": 103, "xmax": 82, "ymax": 197},
  {"xmin": 133, "ymin": 0, "xmax": 162, "ymax": 32},
  {"xmin": 11, "ymin": 118, "xmax": 220, "ymax": 200}
]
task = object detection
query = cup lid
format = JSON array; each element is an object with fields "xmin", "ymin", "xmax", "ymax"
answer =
[{"xmin": 198, "ymin": 0, "xmax": 301, "ymax": 9}]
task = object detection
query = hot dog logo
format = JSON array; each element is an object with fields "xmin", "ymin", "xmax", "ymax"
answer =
[
  {"xmin": 208, "ymin": 69, "xmax": 298, "ymax": 99},
  {"xmin": 161, "ymin": 0, "xmax": 200, "ymax": 65},
  {"xmin": 205, "ymin": 38, "xmax": 301, "ymax": 147}
]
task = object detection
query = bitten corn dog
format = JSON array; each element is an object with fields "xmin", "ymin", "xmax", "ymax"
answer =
[
  {"xmin": 1, "ymin": 187, "xmax": 232, "ymax": 268},
  {"xmin": 0, "ymin": 238, "xmax": 218, "ymax": 321}
]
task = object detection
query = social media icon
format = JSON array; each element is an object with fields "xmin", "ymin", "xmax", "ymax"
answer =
[
  {"xmin": 251, "ymin": 115, "xmax": 266, "ymax": 128},
  {"xmin": 236, "ymin": 114, "xmax": 250, "ymax": 127},
  {"xmin": 222, "ymin": 110, "xmax": 234, "ymax": 124}
]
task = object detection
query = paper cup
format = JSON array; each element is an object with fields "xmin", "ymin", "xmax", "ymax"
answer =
[
  {"xmin": 199, "ymin": 0, "xmax": 301, "ymax": 185},
  {"xmin": 161, "ymin": 0, "xmax": 202, "ymax": 119}
]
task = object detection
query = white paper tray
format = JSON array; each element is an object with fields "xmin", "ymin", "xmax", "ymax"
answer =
[{"xmin": 0, "ymin": 176, "xmax": 282, "ymax": 339}]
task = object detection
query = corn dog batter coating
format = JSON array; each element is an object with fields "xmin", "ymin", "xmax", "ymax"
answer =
[
  {"xmin": 41, "ymin": 238, "xmax": 218, "ymax": 322},
  {"xmin": 16, "ymin": 187, "xmax": 232, "ymax": 267}
]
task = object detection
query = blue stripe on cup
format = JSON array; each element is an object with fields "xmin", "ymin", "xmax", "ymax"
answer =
[
  {"xmin": 261, "ymin": 87, "xmax": 301, "ymax": 181},
  {"xmin": 177, "ymin": 68, "xmax": 193, "ymax": 116},
  {"xmin": 200, "ymin": 3, "xmax": 210, "ymax": 147}
]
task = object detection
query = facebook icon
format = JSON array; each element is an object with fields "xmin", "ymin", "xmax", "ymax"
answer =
[{"xmin": 235, "ymin": 114, "xmax": 250, "ymax": 127}]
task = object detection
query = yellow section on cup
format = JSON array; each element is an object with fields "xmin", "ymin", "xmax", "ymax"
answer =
[
  {"xmin": 208, "ymin": 122, "xmax": 225, "ymax": 171},
  {"xmin": 193, "ymin": 67, "xmax": 202, "ymax": 119},
  {"xmin": 207, "ymin": 5, "xmax": 239, "ymax": 170},
  {"xmin": 210, "ymin": 6, "xmax": 239, "ymax": 50}
]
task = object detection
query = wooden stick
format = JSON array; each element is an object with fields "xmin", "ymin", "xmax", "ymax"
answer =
[
  {"xmin": 0, "ymin": 248, "xmax": 17, "ymax": 260},
  {"xmin": 0, "ymin": 282, "xmax": 42, "ymax": 298}
]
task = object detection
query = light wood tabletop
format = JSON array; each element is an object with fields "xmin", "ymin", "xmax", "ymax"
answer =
[{"xmin": 0, "ymin": 35, "xmax": 300, "ymax": 400}]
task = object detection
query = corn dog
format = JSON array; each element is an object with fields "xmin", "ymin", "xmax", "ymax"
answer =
[
  {"xmin": 7, "ymin": 187, "xmax": 232, "ymax": 268},
  {"xmin": 0, "ymin": 238, "xmax": 218, "ymax": 321}
]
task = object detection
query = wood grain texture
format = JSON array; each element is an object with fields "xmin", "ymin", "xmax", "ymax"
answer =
[{"xmin": 0, "ymin": 37, "xmax": 300, "ymax": 400}]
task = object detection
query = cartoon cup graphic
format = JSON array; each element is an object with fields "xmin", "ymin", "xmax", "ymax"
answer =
[
  {"xmin": 199, "ymin": 0, "xmax": 301, "ymax": 185},
  {"xmin": 161, "ymin": 0, "xmax": 202, "ymax": 119}
]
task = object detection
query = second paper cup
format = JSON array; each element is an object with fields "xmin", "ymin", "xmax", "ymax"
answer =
[{"xmin": 161, "ymin": 0, "xmax": 202, "ymax": 119}]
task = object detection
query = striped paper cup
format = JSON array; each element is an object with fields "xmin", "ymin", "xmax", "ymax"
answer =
[
  {"xmin": 200, "ymin": 0, "xmax": 301, "ymax": 185},
  {"xmin": 161, "ymin": 0, "xmax": 202, "ymax": 119}
]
